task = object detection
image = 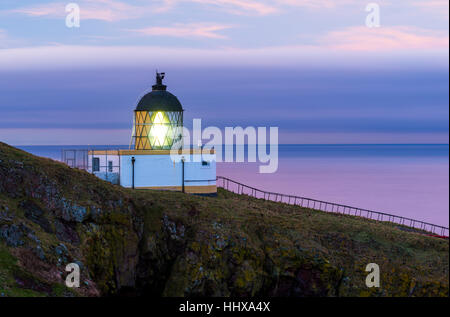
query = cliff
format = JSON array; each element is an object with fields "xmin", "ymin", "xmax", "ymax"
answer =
[{"xmin": 0, "ymin": 142, "xmax": 448, "ymax": 297}]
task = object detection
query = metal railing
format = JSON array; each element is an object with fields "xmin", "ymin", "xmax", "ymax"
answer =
[
  {"xmin": 61, "ymin": 149, "xmax": 121, "ymax": 172},
  {"xmin": 216, "ymin": 176, "xmax": 449, "ymax": 237},
  {"xmin": 61, "ymin": 149, "xmax": 89, "ymax": 169}
]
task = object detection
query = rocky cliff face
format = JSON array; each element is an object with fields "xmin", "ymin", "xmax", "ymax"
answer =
[{"xmin": 0, "ymin": 142, "xmax": 448, "ymax": 297}]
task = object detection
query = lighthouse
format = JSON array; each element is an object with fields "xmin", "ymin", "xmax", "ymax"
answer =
[{"xmin": 86, "ymin": 72, "xmax": 217, "ymax": 195}]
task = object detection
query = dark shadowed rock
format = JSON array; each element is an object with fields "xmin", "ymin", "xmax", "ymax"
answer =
[
  {"xmin": 55, "ymin": 219, "xmax": 80, "ymax": 245},
  {"xmin": 0, "ymin": 224, "xmax": 24, "ymax": 247},
  {"xmin": 56, "ymin": 198, "xmax": 88, "ymax": 223},
  {"xmin": 20, "ymin": 199, "xmax": 53, "ymax": 233}
]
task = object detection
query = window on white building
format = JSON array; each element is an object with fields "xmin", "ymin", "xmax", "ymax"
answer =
[
  {"xmin": 93, "ymin": 157, "xmax": 100, "ymax": 172},
  {"xmin": 201, "ymin": 160, "xmax": 210, "ymax": 167},
  {"xmin": 108, "ymin": 161, "xmax": 113, "ymax": 172}
]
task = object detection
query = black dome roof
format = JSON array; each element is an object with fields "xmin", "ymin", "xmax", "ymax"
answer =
[
  {"xmin": 135, "ymin": 72, "xmax": 183, "ymax": 112},
  {"xmin": 136, "ymin": 90, "xmax": 183, "ymax": 112}
]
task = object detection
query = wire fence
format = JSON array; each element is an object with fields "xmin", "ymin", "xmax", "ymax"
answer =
[
  {"xmin": 61, "ymin": 149, "xmax": 89, "ymax": 169},
  {"xmin": 216, "ymin": 176, "xmax": 449, "ymax": 237}
]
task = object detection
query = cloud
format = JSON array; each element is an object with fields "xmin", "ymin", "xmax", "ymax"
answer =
[
  {"xmin": 8, "ymin": 2, "xmax": 65, "ymax": 18},
  {"xmin": 0, "ymin": 128, "xmax": 131, "ymax": 146},
  {"xmin": 413, "ymin": 0, "xmax": 449, "ymax": 9},
  {"xmin": 5, "ymin": 0, "xmax": 391, "ymax": 21},
  {"xmin": 128, "ymin": 23, "xmax": 232, "ymax": 39},
  {"xmin": 4, "ymin": 0, "xmax": 448, "ymax": 22},
  {"xmin": 174, "ymin": 0, "xmax": 382, "ymax": 14},
  {"xmin": 6, "ymin": 0, "xmax": 160, "ymax": 22},
  {"xmin": 321, "ymin": 26, "xmax": 449, "ymax": 51},
  {"xmin": 166, "ymin": 0, "xmax": 359, "ymax": 15},
  {"xmin": 186, "ymin": 0, "xmax": 278, "ymax": 15},
  {"xmin": 4, "ymin": 0, "xmax": 277, "ymax": 21},
  {"xmin": 412, "ymin": 0, "xmax": 449, "ymax": 19},
  {"xmin": 0, "ymin": 42, "xmax": 447, "ymax": 72},
  {"xmin": 0, "ymin": 29, "xmax": 25, "ymax": 48},
  {"xmin": 273, "ymin": 0, "xmax": 357, "ymax": 9}
]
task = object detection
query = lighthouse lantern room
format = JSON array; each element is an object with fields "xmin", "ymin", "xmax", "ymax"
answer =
[{"xmin": 133, "ymin": 72, "xmax": 184, "ymax": 150}]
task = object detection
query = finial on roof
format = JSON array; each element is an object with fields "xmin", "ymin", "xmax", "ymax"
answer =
[{"xmin": 152, "ymin": 71, "xmax": 167, "ymax": 91}]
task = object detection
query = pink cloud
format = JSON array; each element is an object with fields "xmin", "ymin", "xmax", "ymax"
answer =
[
  {"xmin": 165, "ymin": 0, "xmax": 278, "ymax": 15},
  {"xmin": 413, "ymin": 0, "xmax": 449, "ymax": 9},
  {"xmin": 413, "ymin": 0, "xmax": 449, "ymax": 19},
  {"xmin": 7, "ymin": 0, "xmax": 159, "ymax": 22},
  {"xmin": 9, "ymin": 3, "xmax": 65, "ymax": 18},
  {"xmin": 168, "ymin": 0, "xmax": 363, "ymax": 14},
  {"xmin": 6, "ymin": 0, "xmax": 277, "ymax": 20},
  {"xmin": 129, "ymin": 23, "xmax": 232, "ymax": 39},
  {"xmin": 322, "ymin": 26, "xmax": 449, "ymax": 51},
  {"xmin": 6, "ymin": 0, "xmax": 446, "ymax": 22},
  {"xmin": 198, "ymin": 0, "xmax": 277, "ymax": 15},
  {"xmin": 274, "ymin": 0, "xmax": 356, "ymax": 9}
]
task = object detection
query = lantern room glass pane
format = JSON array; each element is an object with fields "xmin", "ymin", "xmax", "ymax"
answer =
[{"xmin": 133, "ymin": 110, "xmax": 183, "ymax": 150}]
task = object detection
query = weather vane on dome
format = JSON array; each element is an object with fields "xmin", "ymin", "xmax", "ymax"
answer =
[
  {"xmin": 156, "ymin": 71, "xmax": 165, "ymax": 85},
  {"xmin": 152, "ymin": 70, "xmax": 167, "ymax": 91}
]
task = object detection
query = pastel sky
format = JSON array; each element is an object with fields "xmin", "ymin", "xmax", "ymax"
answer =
[{"xmin": 0, "ymin": 0, "xmax": 448, "ymax": 145}]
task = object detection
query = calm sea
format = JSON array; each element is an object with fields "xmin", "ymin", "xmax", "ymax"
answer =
[{"xmin": 16, "ymin": 144, "xmax": 449, "ymax": 227}]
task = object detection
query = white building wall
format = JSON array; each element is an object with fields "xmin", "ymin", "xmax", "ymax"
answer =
[
  {"xmin": 184, "ymin": 154, "xmax": 216, "ymax": 187},
  {"xmin": 87, "ymin": 153, "xmax": 120, "ymax": 173},
  {"xmin": 87, "ymin": 153, "xmax": 121, "ymax": 184},
  {"xmin": 120, "ymin": 153, "xmax": 216, "ymax": 190}
]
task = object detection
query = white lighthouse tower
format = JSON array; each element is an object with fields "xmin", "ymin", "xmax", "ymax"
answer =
[{"xmin": 87, "ymin": 72, "xmax": 217, "ymax": 195}]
